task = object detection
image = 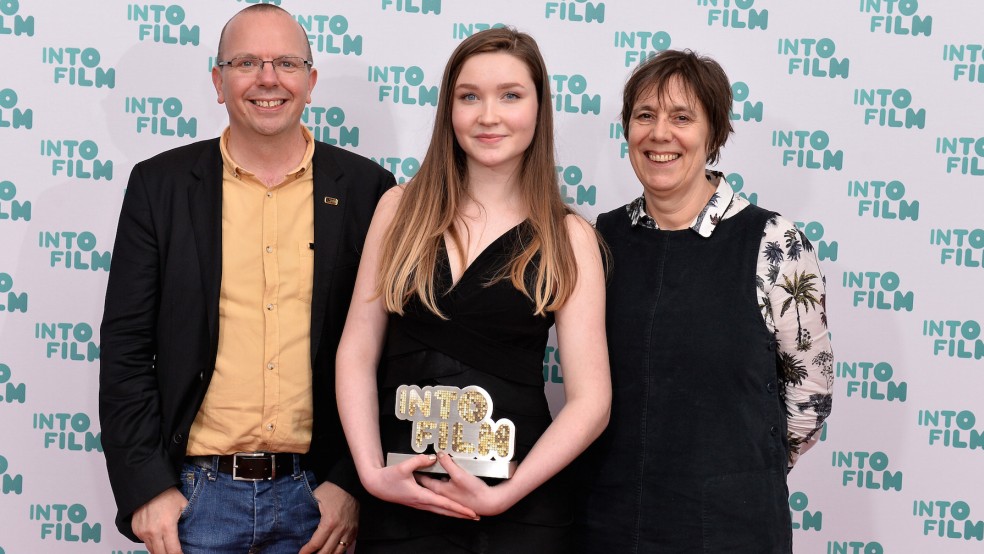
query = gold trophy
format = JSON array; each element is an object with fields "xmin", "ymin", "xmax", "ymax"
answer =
[{"xmin": 385, "ymin": 384, "xmax": 517, "ymax": 479}]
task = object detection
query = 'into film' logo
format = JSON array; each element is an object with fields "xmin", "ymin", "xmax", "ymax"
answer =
[
  {"xmin": 42, "ymin": 47, "xmax": 115, "ymax": 88},
  {"xmin": 923, "ymin": 319, "xmax": 983, "ymax": 360},
  {"xmin": 772, "ymin": 130, "xmax": 843, "ymax": 171},
  {"xmin": 0, "ymin": 363, "xmax": 27, "ymax": 404},
  {"xmin": 545, "ymin": 0, "xmax": 605, "ymax": 23},
  {"xmin": 914, "ymin": 500, "xmax": 984, "ymax": 542},
  {"xmin": 842, "ymin": 271, "xmax": 913, "ymax": 312},
  {"xmin": 0, "ymin": 0, "xmax": 34, "ymax": 36},
  {"xmin": 303, "ymin": 105, "xmax": 358, "ymax": 147},
  {"xmin": 831, "ymin": 450, "xmax": 903, "ymax": 491},
  {"xmin": 39, "ymin": 231, "xmax": 111, "ymax": 272},
  {"xmin": 0, "ymin": 88, "xmax": 33, "ymax": 129},
  {"xmin": 382, "ymin": 0, "xmax": 441, "ymax": 15},
  {"xmin": 453, "ymin": 22, "xmax": 506, "ymax": 41},
  {"xmin": 550, "ymin": 74, "xmax": 601, "ymax": 115},
  {"xmin": 699, "ymin": 0, "xmax": 768, "ymax": 30},
  {"xmin": 837, "ymin": 361, "xmax": 906, "ymax": 402},
  {"xmin": 0, "ymin": 272, "xmax": 28, "ymax": 313},
  {"xmin": 853, "ymin": 89, "xmax": 925, "ymax": 129},
  {"xmin": 847, "ymin": 179, "xmax": 919, "ymax": 221},
  {"xmin": 726, "ymin": 172, "xmax": 757, "ymax": 205},
  {"xmin": 778, "ymin": 38, "xmax": 850, "ymax": 78},
  {"xmin": 794, "ymin": 221, "xmax": 837, "ymax": 261},
  {"xmin": 40, "ymin": 139, "xmax": 113, "ymax": 181},
  {"xmin": 731, "ymin": 81, "xmax": 763, "ymax": 122},
  {"xmin": 0, "ymin": 453, "xmax": 23, "ymax": 494},
  {"xmin": 557, "ymin": 165, "xmax": 597, "ymax": 206},
  {"xmin": 917, "ymin": 409, "xmax": 983, "ymax": 450},
  {"xmin": 788, "ymin": 492, "xmax": 822, "ymax": 532},
  {"xmin": 371, "ymin": 156, "xmax": 419, "ymax": 185},
  {"xmin": 861, "ymin": 0, "xmax": 932, "ymax": 36},
  {"xmin": 825, "ymin": 540, "xmax": 884, "ymax": 554},
  {"xmin": 34, "ymin": 412, "xmax": 102, "ymax": 452},
  {"xmin": 608, "ymin": 123, "xmax": 627, "ymax": 158},
  {"xmin": 935, "ymin": 136, "xmax": 984, "ymax": 176},
  {"xmin": 543, "ymin": 344, "xmax": 563, "ymax": 384},
  {"xmin": 127, "ymin": 4, "xmax": 199, "ymax": 45},
  {"xmin": 931, "ymin": 227, "xmax": 984, "ymax": 269},
  {"xmin": 34, "ymin": 322, "xmax": 100, "ymax": 362},
  {"xmin": 125, "ymin": 96, "xmax": 197, "ymax": 138},
  {"xmin": 297, "ymin": 13, "xmax": 362, "ymax": 55},
  {"xmin": 0, "ymin": 179, "xmax": 31, "ymax": 221},
  {"xmin": 30, "ymin": 503, "xmax": 101, "ymax": 543},
  {"xmin": 368, "ymin": 65, "xmax": 437, "ymax": 106},
  {"xmin": 613, "ymin": 30, "xmax": 671, "ymax": 67},
  {"xmin": 943, "ymin": 44, "xmax": 984, "ymax": 84}
]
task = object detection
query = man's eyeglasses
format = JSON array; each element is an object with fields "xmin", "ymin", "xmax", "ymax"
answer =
[{"xmin": 216, "ymin": 56, "xmax": 313, "ymax": 75}]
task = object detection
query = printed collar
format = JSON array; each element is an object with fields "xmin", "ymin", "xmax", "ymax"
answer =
[{"xmin": 626, "ymin": 170, "xmax": 736, "ymax": 238}]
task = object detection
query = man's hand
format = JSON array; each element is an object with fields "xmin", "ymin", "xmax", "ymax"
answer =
[
  {"xmin": 132, "ymin": 487, "xmax": 187, "ymax": 554},
  {"xmin": 299, "ymin": 481, "xmax": 359, "ymax": 554}
]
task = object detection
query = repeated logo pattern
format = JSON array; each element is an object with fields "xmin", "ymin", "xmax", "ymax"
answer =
[{"xmin": 0, "ymin": 2, "xmax": 981, "ymax": 552}]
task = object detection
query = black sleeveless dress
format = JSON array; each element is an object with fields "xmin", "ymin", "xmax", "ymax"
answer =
[
  {"xmin": 576, "ymin": 205, "xmax": 791, "ymax": 553},
  {"xmin": 357, "ymin": 222, "xmax": 573, "ymax": 553}
]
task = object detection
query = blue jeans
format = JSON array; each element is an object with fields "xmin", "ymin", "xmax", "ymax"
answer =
[{"xmin": 177, "ymin": 456, "xmax": 321, "ymax": 553}]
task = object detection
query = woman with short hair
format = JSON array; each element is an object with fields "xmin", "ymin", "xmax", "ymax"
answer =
[{"xmin": 577, "ymin": 49, "xmax": 833, "ymax": 553}]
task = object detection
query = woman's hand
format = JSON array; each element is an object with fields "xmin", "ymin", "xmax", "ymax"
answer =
[
  {"xmin": 362, "ymin": 454, "xmax": 479, "ymax": 520},
  {"xmin": 416, "ymin": 452, "xmax": 514, "ymax": 517}
]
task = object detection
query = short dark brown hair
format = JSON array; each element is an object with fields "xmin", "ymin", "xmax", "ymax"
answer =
[{"xmin": 621, "ymin": 49, "xmax": 734, "ymax": 165}]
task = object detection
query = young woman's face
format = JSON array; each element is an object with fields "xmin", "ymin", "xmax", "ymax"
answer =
[{"xmin": 451, "ymin": 52, "xmax": 539, "ymax": 175}]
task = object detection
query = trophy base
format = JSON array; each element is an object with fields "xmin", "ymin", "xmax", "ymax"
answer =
[{"xmin": 386, "ymin": 453, "xmax": 517, "ymax": 479}]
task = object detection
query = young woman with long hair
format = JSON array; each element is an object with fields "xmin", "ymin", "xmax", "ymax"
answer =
[{"xmin": 335, "ymin": 28, "xmax": 610, "ymax": 553}]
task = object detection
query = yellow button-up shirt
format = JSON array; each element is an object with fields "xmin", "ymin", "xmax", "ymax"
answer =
[{"xmin": 186, "ymin": 126, "xmax": 316, "ymax": 455}]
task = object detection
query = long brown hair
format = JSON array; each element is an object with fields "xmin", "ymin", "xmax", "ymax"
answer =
[{"xmin": 377, "ymin": 28, "xmax": 579, "ymax": 318}]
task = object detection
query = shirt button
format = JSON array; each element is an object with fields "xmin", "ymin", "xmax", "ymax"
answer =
[
  {"xmin": 267, "ymin": 362, "xmax": 275, "ymax": 370},
  {"xmin": 266, "ymin": 303, "xmax": 274, "ymax": 310},
  {"xmin": 266, "ymin": 246, "xmax": 273, "ymax": 253},
  {"xmin": 770, "ymin": 426, "xmax": 779, "ymax": 436},
  {"xmin": 267, "ymin": 423, "xmax": 275, "ymax": 431},
  {"xmin": 266, "ymin": 191, "xmax": 273, "ymax": 198},
  {"xmin": 766, "ymin": 382, "xmax": 776, "ymax": 393}
]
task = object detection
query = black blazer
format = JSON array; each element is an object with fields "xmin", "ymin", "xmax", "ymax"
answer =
[{"xmin": 99, "ymin": 138, "xmax": 394, "ymax": 541}]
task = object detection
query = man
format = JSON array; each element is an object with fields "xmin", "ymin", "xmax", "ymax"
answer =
[{"xmin": 99, "ymin": 5, "xmax": 394, "ymax": 553}]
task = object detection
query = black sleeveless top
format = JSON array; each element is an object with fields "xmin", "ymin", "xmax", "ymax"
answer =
[
  {"xmin": 360, "ymin": 221, "xmax": 573, "ymax": 541},
  {"xmin": 577, "ymin": 204, "xmax": 792, "ymax": 553}
]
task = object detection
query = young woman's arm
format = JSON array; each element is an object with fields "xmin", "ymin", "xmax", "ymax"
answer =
[{"xmin": 335, "ymin": 186, "xmax": 477, "ymax": 520}]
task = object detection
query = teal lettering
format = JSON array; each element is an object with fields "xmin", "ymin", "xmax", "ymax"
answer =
[
  {"xmin": 2, "ymin": 473, "xmax": 23, "ymax": 494},
  {"xmin": 3, "ymin": 381, "xmax": 26, "ymax": 403}
]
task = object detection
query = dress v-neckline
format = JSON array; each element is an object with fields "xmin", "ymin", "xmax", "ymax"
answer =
[{"xmin": 441, "ymin": 220, "xmax": 526, "ymax": 288}]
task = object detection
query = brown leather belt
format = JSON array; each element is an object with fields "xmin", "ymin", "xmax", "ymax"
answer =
[{"xmin": 187, "ymin": 452, "xmax": 305, "ymax": 481}]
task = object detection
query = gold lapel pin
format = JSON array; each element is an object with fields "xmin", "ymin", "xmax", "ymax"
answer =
[{"xmin": 324, "ymin": 196, "xmax": 339, "ymax": 205}]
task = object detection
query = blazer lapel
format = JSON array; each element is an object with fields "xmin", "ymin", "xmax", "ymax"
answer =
[
  {"xmin": 310, "ymin": 143, "xmax": 347, "ymax": 362},
  {"xmin": 187, "ymin": 140, "xmax": 224, "ymax": 351}
]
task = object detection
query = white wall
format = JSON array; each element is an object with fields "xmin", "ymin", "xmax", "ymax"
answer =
[{"xmin": 1, "ymin": 1, "xmax": 982, "ymax": 552}]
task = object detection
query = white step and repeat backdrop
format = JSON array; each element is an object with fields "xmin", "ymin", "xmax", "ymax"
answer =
[{"xmin": 1, "ymin": 1, "xmax": 982, "ymax": 552}]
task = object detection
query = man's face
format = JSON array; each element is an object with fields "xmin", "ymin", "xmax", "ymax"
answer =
[{"xmin": 211, "ymin": 11, "xmax": 317, "ymax": 145}]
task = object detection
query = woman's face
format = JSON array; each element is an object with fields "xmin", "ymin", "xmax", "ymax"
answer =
[
  {"xmin": 451, "ymin": 52, "xmax": 539, "ymax": 176},
  {"xmin": 626, "ymin": 77, "xmax": 711, "ymax": 201}
]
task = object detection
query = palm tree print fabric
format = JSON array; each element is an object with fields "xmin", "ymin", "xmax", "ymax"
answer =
[{"xmin": 625, "ymin": 170, "xmax": 834, "ymax": 469}]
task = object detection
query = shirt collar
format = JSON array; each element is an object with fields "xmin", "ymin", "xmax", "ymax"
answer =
[
  {"xmin": 626, "ymin": 170, "xmax": 737, "ymax": 238},
  {"xmin": 218, "ymin": 125, "xmax": 315, "ymax": 185}
]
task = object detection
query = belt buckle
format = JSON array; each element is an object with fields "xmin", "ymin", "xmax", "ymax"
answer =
[{"xmin": 232, "ymin": 452, "xmax": 275, "ymax": 481}]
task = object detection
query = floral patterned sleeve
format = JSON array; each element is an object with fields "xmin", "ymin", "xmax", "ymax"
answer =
[{"xmin": 757, "ymin": 214, "xmax": 834, "ymax": 469}]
